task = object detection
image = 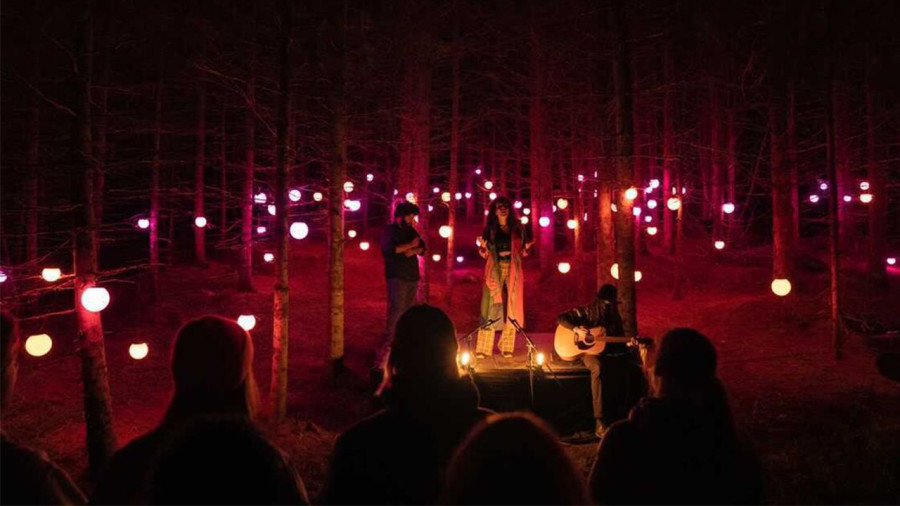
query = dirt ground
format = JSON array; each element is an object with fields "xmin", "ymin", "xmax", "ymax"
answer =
[{"xmin": 4, "ymin": 231, "xmax": 900, "ymax": 504}]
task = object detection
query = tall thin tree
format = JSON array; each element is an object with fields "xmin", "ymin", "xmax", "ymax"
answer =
[{"xmin": 328, "ymin": 0, "xmax": 348, "ymax": 373}]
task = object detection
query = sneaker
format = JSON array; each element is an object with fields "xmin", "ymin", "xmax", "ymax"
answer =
[
  {"xmin": 475, "ymin": 352, "xmax": 488, "ymax": 360},
  {"xmin": 595, "ymin": 420, "xmax": 607, "ymax": 439},
  {"xmin": 500, "ymin": 351, "xmax": 514, "ymax": 359}
]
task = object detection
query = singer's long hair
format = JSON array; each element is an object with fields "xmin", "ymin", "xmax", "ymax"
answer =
[{"xmin": 485, "ymin": 197, "xmax": 523, "ymax": 239}]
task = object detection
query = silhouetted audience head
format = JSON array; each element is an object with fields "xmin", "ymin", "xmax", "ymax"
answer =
[
  {"xmin": 596, "ymin": 283, "xmax": 617, "ymax": 304},
  {"xmin": 165, "ymin": 315, "xmax": 258, "ymax": 422},
  {"xmin": 1, "ymin": 310, "xmax": 19, "ymax": 409},
  {"xmin": 443, "ymin": 412, "xmax": 588, "ymax": 505},
  {"xmin": 149, "ymin": 415, "xmax": 307, "ymax": 505}
]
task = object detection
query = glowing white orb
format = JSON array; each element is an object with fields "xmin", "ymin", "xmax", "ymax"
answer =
[
  {"xmin": 819, "ymin": 182, "xmax": 828, "ymax": 191},
  {"xmin": 290, "ymin": 222, "xmax": 309, "ymax": 240},
  {"xmin": 129, "ymin": 343, "xmax": 149, "ymax": 360},
  {"xmin": 809, "ymin": 194, "xmax": 820, "ymax": 203},
  {"xmin": 859, "ymin": 181, "xmax": 870, "ymax": 191},
  {"xmin": 520, "ymin": 216, "xmax": 529, "ymax": 225},
  {"xmin": 886, "ymin": 257, "xmax": 896, "ymax": 266},
  {"xmin": 514, "ymin": 200, "xmax": 523, "ymax": 209},
  {"xmin": 267, "ymin": 205, "xmax": 277, "ymax": 216},
  {"xmin": 624, "ymin": 187, "xmax": 638, "ymax": 201},
  {"xmin": 522, "ymin": 208, "xmax": 531, "ymax": 216},
  {"xmin": 254, "ymin": 192, "xmax": 268, "ymax": 204},
  {"xmin": 289, "ymin": 189, "xmax": 301, "ymax": 202},
  {"xmin": 460, "ymin": 351, "xmax": 471, "ymax": 366},
  {"xmin": 41, "ymin": 268, "xmax": 62, "ymax": 282},
  {"xmin": 263, "ymin": 252, "xmax": 275, "ymax": 263},
  {"xmin": 81, "ymin": 287, "xmax": 110, "ymax": 312},
  {"xmin": 566, "ymin": 219, "xmax": 577, "ymax": 230},
  {"xmin": 456, "ymin": 256, "xmax": 464, "ymax": 263},
  {"xmin": 0, "ymin": 270, "xmax": 7, "ymax": 283},
  {"xmin": 860, "ymin": 193, "xmax": 873, "ymax": 204},
  {"xmin": 681, "ymin": 187, "xmax": 687, "ymax": 194},
  {"xmin": 432, "ymin": 253, "xmax": 442, "ymax": 262},
  {"xmin": 441, "ymin": 192, "xmax": 452, "ymax": 203},
  {"xmin": 536, "ymin": 352, "xmax": 546, "ymax": 366},
  {"xmin": 427, "ymin": 205, "xmax": 434, "ymax": 212},
  {"xmin": 577, "ymin": 174, "xmax": 585, "ymax": 182},
  {"xmin": 489, "ymin": 192, "xmax": 497, "ymax": 201},
  {"xmin": 359, "ymin": 241, "xmax": 370, "ymax": 251},
  {"xmin": 647, "ymin": 199, "xmax": 658, "ymax": 209},
  {"xmin": 644, "ymin": 215, "xmax": 653, "ymax": 223},
  {"xmin": 842, "ymin": 195, "xmax": 852, "ymax": 203},
  {"xmin": 633, "ymin": 207, "xmax": 642, "ymax": 217},
  {"xmin": 484, "ymin": 180, "xmax": 494, "ymax": 190},
  {"xmin": 475, "ymin": 168, "xmax": 482, "ymax": 175},
  {"xmin": 25, "ymin": 334, "xmax": 52, "ymax": 357},
  {"xmin": 343, "ymin": 181, "xmax": 355, "ymax": 193},
  {"xmin": 634, "ymin": 270, "xmax": 643, "ymax": 282},
  {"xmin": 465, "ymin": 192, "xmax": 472, "ymax": 199},
  {"xmin": 557, "ymin": 262, "xmax": 571, "ymax": 274},
  {"xmin": 552, "ymin": 205, "xmax": 557, "ymax": 212},
  {"xmin": 432, "ymin": 187, "xmax": 440, "ymax": 194},
  {"xmin": 714, "ymin": 240, "xmax": 725, "ymax": 250},
  {"xmin": 647, "ymin": 226, "xmax": 658, "ymax": 236},
  {"xmin": 439, "ymin": 225, "xmax": 452, "ymax": 238},
  {"xmin": 649, "ymin": 179, "xmax": 660, "ymax": 189},
  {"xmin": 771, "ymin": 278, "xmax": 792, "ymax": 297},
  {"xmin": 237, "ymin": 314, "xmax": 256, "ymax": 331},
  {"xmin": 348, "ymin": 229, "xmax": 357, "ymax": 238},
  {"xmin": 538, "ymin": 216, "xmax": 551, "ymax": 228},
  {"xmin": 313, "ymin": 192, "xmax": 324, "ymax": 202},
  {"xmin": 722, "ymin": 202, "xmax": 735, "ymax": 214},
  {"xmin": 137, "ymin": 218, "xmax": 150, "ymax": 229},
  {"xmin": 455, "ymin": 192, "xmax": 463, "ymax": 200},
  {"xmin": 667, "ymin": 197, "xmax": 681, "ymax": 211},
  {"xmin": 194, "ymin": 216, "xmax": 208, "ymax": 228},
  {"xmin": 366, "ymin": 173, "xmax": 374, "ymax": 182},
  {"xmin": 611, "ymin": 263, "xmax": 619, "ymax": 279},
  {"xmin": 611, "ymin": 203, "xmax": 618, "ymax": 213},
  {"xmin": 345, "ymin": 199, "xmax": 362, "ymax": 211},
  {"xmin": 257, "ymin": 226, "xmax": 267, "ymax": 234},
  {"xmin": 556, "ymin": 198, "xmax": 569, "ymax": 210}
]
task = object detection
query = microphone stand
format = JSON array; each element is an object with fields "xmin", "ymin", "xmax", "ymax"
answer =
[
  {"xmin": 509, "ymin": 318, "xmax": 538, "ymax": 408},
  {"xmin": 458, "ymin": 317, "xmax": 501, "ymax": 371}
]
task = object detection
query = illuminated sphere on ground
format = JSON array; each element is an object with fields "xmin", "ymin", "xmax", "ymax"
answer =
[
  {"xmin": 129, "ymin": 343, "xmax": 149, "ymax": 360},
  {"xmin": 439, "ymin": 225, "xmax": 452, "ymax": 238},
  {"xmin": 520, "ymin": 216, "xmax": 529, "ymax": 225},
  {"xmin": 625, "ymin": 187, "xmax": 638, "ymax": 201},
  {"xmin": 348, "ymin": 229, "xmax": 357, "ymax": 238},
  {"xmin": 263, "ymin": 252, "xmax": 275, "ymax": 262},
  {"xmin": 41, "ymin": 268, "xmax": 62, "ymax": 282},
  {"xmin": 667, "ymin": 197, "xmax": 681, "ymax": 211},
  {"xmin": 722, "ymin": 202, "xmax": 736, "ymax": 214},
  {"xmin": 566, "ymin": 219, "xmax": 577, "ymax": 230},
  {"xmin": 557, "ymin": 198, "xmax": 568, "ymax": 210},
  {"xmin": 557, "ymin": 262, "xmax": 571, "ymax": 274},
  {"xmin": 81, "ymin": 287, "xmax": 110, "ymax": 312},
  {"xmin": 25, "ymin": 334, "xmax": 52, "ymax": 357},
  {"xmin": 313, "ymin": 192, "xmax": 324, "ymax": 202},
  {"xmin": 343, "ymin": 181, "xmax": 354, "ymax": 192},
  {"xmin": 432, "ymin": 253, "xmax": 441, "ymax": 262},
  {"xmin": 237, "ymin": 315, "xmax": 256, "ymax": 331},
  {"xmin": 714, "ymin": 240, "xmax": 725, "ymax": 250},
  {"xmin": 771, "ymin": 278, "xmax": 792, "ymax": 297},
  {"xmin": 441, "ymin": 192, "xmax": 452, "ymax": 203},
  {"xmin": 647, "ymin": 226, "xmax": 658, "ymax": 236},
  {"xmin": 860, "ymin": 193, "xmax": 873, "ymax": 204},
  {"xmin": 194, "ymin": 216, "xmax": 208, "ymax": 228},
  {"xmin": 289, "ymin": 189, "xmax": 301, "ymax": 202},
  {"xmin": 137, "ymin": 218, "xmax": 150, "ymax": 229},
  {"xmin": 484, "ymin": 180, "xmax": 494, "ymax": 190},
  {"xmin": 290, "ymin": 222, "xmax": 309, "ymax": 240},
  {"xmin": 359, "ymin": 241, "xmax": 370, "ymax": 251},
  {"xmin": 538, "ymin": 216, "xmax": 551, "ymax": 228}
]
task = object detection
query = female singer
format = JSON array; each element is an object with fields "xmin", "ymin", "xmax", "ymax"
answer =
[{"xmin": 475, "ymin": 197, "xmax": 534, "ymax": 359}]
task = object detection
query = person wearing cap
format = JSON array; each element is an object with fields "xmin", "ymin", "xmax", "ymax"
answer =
[
  {"xmin": 92, "ymin": 316, "xmax": 308, "ymax": 505},
  {"xmin": 588, "ymin": 328, "xmax": 763, "ymax": 505},
  {"xmin": 378, "ymin": 201, "xmax": 426, "ymax": 369}
]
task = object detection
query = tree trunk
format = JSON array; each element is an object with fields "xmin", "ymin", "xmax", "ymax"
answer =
[
  {"xmin": 530, "ymin": 19, "xmax": 553, "ymax": 278},
  {"xmin": 833, "ymin": 81, "xmax": 852, "ymax": 251},
  {"xmin": 662, "ymin": 43, "xmax": 675, "ymax": 255},
  {"xmin": 72, "ymin": 1, "xmax": 117, "ymax": 476},
  {"xmin": 865, "ymin": 81, "xmax": 887, "ymax": 286},
  {"xmin": 26, "ymin": 103, "xmax": 40, "ymax": 263},
  {"xmin": 194, "ymin": 43, "xmax": 207, "ymax": 266},
  {"xmin": 150, "ymin": 74, "xmax": 162, "ymax": 301},
  {"xmin": 710, "ymin": 82, "xmax": 723, "ymax": 241},
  {"xmin": 93, "ymin": 47, "xmax": 110, "ymax": 225},
  {"xmin": 220, "ymin": 106, "xmax": 228, "ymax": 243},
  {"xmin": 788, "ymin": 81, "xmax": 800, "ymax": 248},
  {"xmin": 270, "ymin": 0, "xmax": 292, "ymax": 419},
  {"xmin": 609, "ymin": 0, "xmax": 637, "ymax": 336},
  {"xmin": 328, "ymin": 1, "xmax": 347, "ymax": 373},
  {"xmin": 445, "ymin": 36, "xmax": 460, "ymax": 305},
  {"xmin": 238, "ymin": 65, "xmax": 255, "ymax": 292},
  {"xmin": 825, "ymin": 58, "xmax": 843, "ymax": 359}
]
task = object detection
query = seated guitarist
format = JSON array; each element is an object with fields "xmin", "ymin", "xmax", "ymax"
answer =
[{"xmin": 556, "ymin": 284, "xmax": 625, "ymax": 438}]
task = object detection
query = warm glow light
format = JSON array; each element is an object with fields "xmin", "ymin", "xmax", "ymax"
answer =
[
  {"xmin": 237, "ymin": 314, "xmax": 256, "ymax": 331},
  {"xmin": 41, "ymin": 268, "xmax": 62, "ymax": 282},
  {"xmin": 624, "ymin": 187, "xmax": 638, "ymax": 201},
  {"xmin": 522, "ymin": 208, "xmax": 531, "ymax": 216},
  {"xmin": 556, "ymin": 198, "xmax": 569, "ymax": 210},
  {"xmin": 313, "ymin": 192, "xmax": 323, "ymax": 202},
  {"xmin": 441, "ymin": 192, "xmax": 452, "ymax": 203},
  {"xmin": 456, "ymin": 256, "xmax": 464, "ymax": 263},
  {"xmin": 455, "ymin": 192, "xmax": 463, "ymax": 200},
  {"xmin": 484, "ymin": 180, "xmax": 494, "ymax": 190},
  {"xmin": 81, "ymin": 287, "xmax": 110, "ymax": 312},
  {"xmin": 432, "ymin": 187, "xmax": 440, "ymax": 194},
  {"xmin": 432, "ymin": 253, "xmax": 441, "ymax": 262},
  {"xmin": 488, "ymin": 192, "xmax": 497, "ymax": 201},
  {"xmin": 809, "ymin": 194, "xmax": 820, "ymax": 203},
  {"xmin": 644, "ymin": 215, "xmax": 653, "ymax": 223},
  {"xmin": 366, "ymin": 173, "xmax": 374, "ymax": 182},
  {"xmin": 25, "ymin": 334, "xmax": 52, "ymax": 357},
  {"xmin": 566, "ymin": 219, "xmax": 577, "ymax": 230},
  {"xmin": 771, "ymin": 278, "xmax": 792, "ymax": 297},
  {"xmin": 520, "ymin": 216, "xmax": 529, "ymax": 225},
  {"xmin": 343, "ymin": 181, "xmax": 355, "ymax": 192},
  {"xmin": 577, "ymin": 174, "xmax": 585, "ymax": 182},
  {"xmin": 267, "ymin": 205, "xmax": 276, "ymax": 216},
  {"xmin": 649, "ymin": 179, "xmax": 660, "ymax": 189},
  {"xmin": 263, "ymin": 252, "xmax": 275, "ymax": 262},
  {"xmin": 427, "ymin": 205, "xmax": 434, "ymax": 212},
  {"xmin": 460, "ymin": 351, "xmax": 471, "ymax": 366},
  {"xmin": 345, "ymin": 199, "xmax": 362, "ymax": 211},
  {"xmin": 611, "ymin": 263, "xmax": 619, "ymax": 279},
  {"xmin": 439, "ymin": 225, "xmax": 452, "ymax": 238},
  {"xmin": 290, "ymin": 222, "xmax": 309, "ymax": 240},
  {"xmin": 475, "ymin": 168, "xmax": 482, "ymax": 175},
  {"xmin": 842, "ymin": 195, "xmax": 852, "ymax": 203},
  {"xmin": 194, "ymin": 216, "xmax": 208, "ymax": 228},
  {"xmin": 819, "ymin": 182, "xmax": 829, "ymax": 191},
  {"xmin": 886, "ymin": 257, "xmax": 897, "ymax": 266},
  {"xmin": 860, "ymin": 181, "xmax": 870, "ymax": 191},
  {"xmin": 129, "ymin": 343, "xmax": 149, "ymax": 360},
  {"xmin": 667, "ymin": 197, "xmax": 681, "ymax": 211},
  {"xmin": 359, "ymin": 241, "xmax": 370, "ymax": 251},
  {"xmin": 647, "ymin": 199, "xmax": 658, "ymax": 209},
  {"xmin": 514, "ymin": 200, "xmax": 523, "ymax": 209},
  {"xmin": 557, "ymin": 262, "xmax": 571, "ymax": 274},
  {"xmin": 538, "ymin": 216, "xmax": 551, "ymax": 228},
  {"xmin": 860, "ymin": 193, "xmax": 873, "ymax": 204},
  {"xmin": 137, "ymin": 218, "xmax": 150, "ymax": 229},
  {"xmin": 348, "ymin": 229, "xmax": 357, "ymax": 238},
  {"xmin": 714, "ymin": 240, "xmax": 725, "ymax": 250},
  {"xmin": 647, "ymin": 226, "xmax": 658, "ymax": 236},
  {"xmin": 536, "ymin": 352, "xmax": 546, "ymax": 366},
  {"xmin": 0, "ymin": 270, "xmax": 7, "ymax": 283},
  {"xmin": 722, "ymin": 203, "xmax": 735, "ymax": 214},
  {"xmin": 254, "ymin": 192, "xmax": 268, "ymax": 204},
  {"xmin": 611, "ymin": 203, "xmax": 618, "ymax": 213},
  {"xmin": 465, "ymin": 192, "xmax": 472, "ymax": 199},
  {"xmin": 289, "ymin": 189, "xmax": 301, "ymax": 202},
  {"xmin": 257, "ymin": 226, "xmax": 267, "ymax": 234},
  {"xmin": 405, "ymin": 192, "xmax": 416, "ymax": 203},
  {"xmin": 633, "ymin": 207, "xmax": 642, "ymax": 217},
  {"xmin": 634, "ymin": 271, "xmax": 643, "ymax": 282}
]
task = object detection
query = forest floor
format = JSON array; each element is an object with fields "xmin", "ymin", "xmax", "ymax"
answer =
[{"xmin": 4, "ymin": 227, "xmax": 900, "ymax": 504}]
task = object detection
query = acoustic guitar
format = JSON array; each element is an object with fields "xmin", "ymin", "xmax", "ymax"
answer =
[{"xmin": 553, "ymin": 324, "xmax": 652, "ymax": 361}]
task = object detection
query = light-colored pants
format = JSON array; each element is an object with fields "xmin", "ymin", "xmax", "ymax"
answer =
[{"xmin": 476, "ymin": 261, "xmax": 516, "ymax": 355}]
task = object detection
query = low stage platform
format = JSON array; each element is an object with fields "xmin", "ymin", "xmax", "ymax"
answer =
[{"xmin": 461, "ymin": 332, "xmax": 647, "ymax": 437}]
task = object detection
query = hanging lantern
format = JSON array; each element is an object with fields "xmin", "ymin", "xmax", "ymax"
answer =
[
  {"xmin": 194, "ymin": 216, "xmax": 208, "ymax": 228},
  {"xmin": 557, "ymin": 262, "xmax": 571, "ymax": 274},
  {"xmin": 257, "ymin": 226, "xmax": 267, "ymax": 234},
  {"xmin": 129, "ymin": 343, "xmax": 150, "ymax": 360},
  {"xmin": 267, "ymin": 204, "xmax": 277, "ymax": 216},
  {"xmin": 484, "ymin": 180, "xmax": 494, "ymax": 190},
  {"xmin": 489, "ymin": 192, "xmax": 497, "ymax": 201},
  {"xmin": 366, "ymin": 173, "xmax": 374, "ymax": 182},
  {"xmin": 522, "ymin": 208, "xmax": 531, "ymax": 215},
  {"xmin": 886, "ymin": 257, "xmax": 896, "ymax": 266},
  {"xmin": 137, "ymin": 218, "xmax": 150, "ymax": 230},
  {"xmin": 611, "ymin": 263, "xmax": 619, "ymax": 279},
  {"xmin": 348, "ymin": 229, "xmax": 357, "ymax": 238},
  {"xmin": 722, "ymin": 203, "xmax": 735, "ymax": 214},
  {"xmin": 439, "ymin": 225, "xmax": 453, "ymax": 238},
  {"xmin": 536, "ymin": 352, "xmax": 546, "ymax": 366},
  {"xmin": 41, "ymin": 268, "xmax": 62, "ymax": 282},
  {"xmin": 714, "ymin": 240, "xmax": 725, "ymax": 250},
  {"xmin": 465, "ymin": 192, "xmax": 472, "ymax": 199},
  {"xmin": 647, "ymin": 199, "xmax": 658, "ymax": 209},
  {"xmin": 634, "ymin": 270, "xmax": 643, "ymax": 282},
  {"xmin": 624, "ymin": 187, "xmax": 638, "ymax": 201},
  {"xmin": 514, "ymin": 200, "xmax": 523, "ymax": 209},
  {"xmin": 646, "ymin": 226, "xmax": 658, "ymax": 236},
  {"xmin": 633, "ymin": 207, "xmax": 642, "ymax": 217},
  {"xmin": 455, "ymin": 192, "xmax": 463, "ymax": 200},
  {"xmin": 475, "ymin": 168, "xmax": 482, "ymax": 175},
  {"xmin": 521, "ymin": 216, "xmax": 529, "ymax": 225},
  {"xmin": 359, "ymin": 241, "xmax": 370, "ymax": 251},
  {"xmin": 432, "ymin": 253, "xmax": 441, "ymax": 262},
  {"xmin": 345, "ymin": 199, "xmax": 362, "ymax": 211},
  {"xmin": 81, "ymin": 287, "xmax": 110, "ymax": 312},
  {"xmin": 649, "ymin": 179, "xmax": 661, "ymax": 189},
  {"xmin": 666, "ymin": 197, "xmax": 681, "ymax": 211},
  {"xmin": 254, "ymin": 192, "xmax": 268, "ymax": 204},
  {"xmin": 456, "ymin": 256, "xmax": 464, "ymax": 263},
  {"xmin": 611, "ymin": 203, "xmax": 618, "ymax": 213},
  {"xmin": 809, "ymin": 194, "xmax": 820, "ymax": 203},
  {"xmin": 263, "ymin": 252, "xmax": 275, "ymax": 262},
  {"xmin": 290, "ymin": 222, "xmax": 309, "ymax": 240},
  {"xmin": 343, "ymin": 181, "xmax": 355, "ymax": 193},
  {"xmin": 441, "ymin": 192, "xmax": 452, "ymax": 203},
  {"xmin": 859, "ymin": 193, "xmax": 873, "ymax": 204},
  {"xmin": 859, "ymin": 181, "xmax": 870, "ymax": 191},
  {"xmin": 460, "ymin": 351, "xmax": 471, "ymax": 366},
  {"xmin": 566, "ymin": 219, "xmax": 577, "ymax": 230},
  {"xmin": 577, "ymin": 174, "xmax": 585, "ymax": 182},
  {"xmin": 556, "ymin": 198, "xmax": 569, "ymax": 210},
  {"xmin": 25, "ymin": 334, "xmax": 52, "ymax": 357},
  {"xmin": 644, "ymin": 215, "xmax": 653, "ymax": 223},
  {"xmin": 313, "ymin": 192, "xmax": 324, "ymax": 202},
  {"xmin": 842, "ymin": 195, "xmax": 852, "ymax": 203},
  {"xmin": 771, "ymin": 278, "xmax": 792, "ymax": 297},
  {"xmin": 0, "ymin": 270, "xmax": 7, "ymax": 283},
  {"xmin": 538, "ymin": 216, "xmax": 551, "ymax": 228},
  {"xmin": 288, "ymin": 189, "xmax": 301, "ymax": 202},
  {"xmin": 427, "ymin": 204, "xmax": 434, "ymax": 212},
  {"xmin": 819, "ymin": 181, "xmax": 829, "ymax": 191}
]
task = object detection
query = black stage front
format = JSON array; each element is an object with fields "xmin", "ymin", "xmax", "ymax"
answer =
[{"xmin": 461, "ymin": 333, "xmax": 647, "ymax": 436}]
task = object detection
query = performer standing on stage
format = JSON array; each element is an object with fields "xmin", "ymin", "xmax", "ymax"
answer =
[
  {"xmin": 378, "ymin": 202, "xmax": 425, "ymax": 368},
  {"xmin": 475, "ymin": 197, "xmax": 534, "ymax": 359},
  {"xmin": 556, "ymin": 284, "xmax": 625, "ymax": 438}
]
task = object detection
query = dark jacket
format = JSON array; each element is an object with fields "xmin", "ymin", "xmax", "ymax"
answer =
[
  {"xmin": 322, "ymin": 377, "xmax": 491, "ymax": 505},
  {"xmin": 0, "ymin": 433, "xmax": 86, "ymax": 505},
  {"xmin": 380, "ymin": 222, "xmax": 424, "ymax": 281},
  {"xmin": 589, "ymin": 397, "xmax": 763, "ymax": 505}
]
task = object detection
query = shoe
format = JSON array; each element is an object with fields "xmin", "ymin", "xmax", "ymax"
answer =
[
  {"xmin": 500, "ymin": 351, "xmax": 514, "ymax": 359},
  {"xmin": 595, "ymin": 420, "xmax": 607, "ymax": 439},
  {"xmin": 475, "ymin": 352, "xmax": 488, "ymax": 360}
]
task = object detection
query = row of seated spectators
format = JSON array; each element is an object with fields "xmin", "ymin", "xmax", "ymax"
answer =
[{"xmin": 1, "ymin": 306, "xmax": 763, "ymax": 505}]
